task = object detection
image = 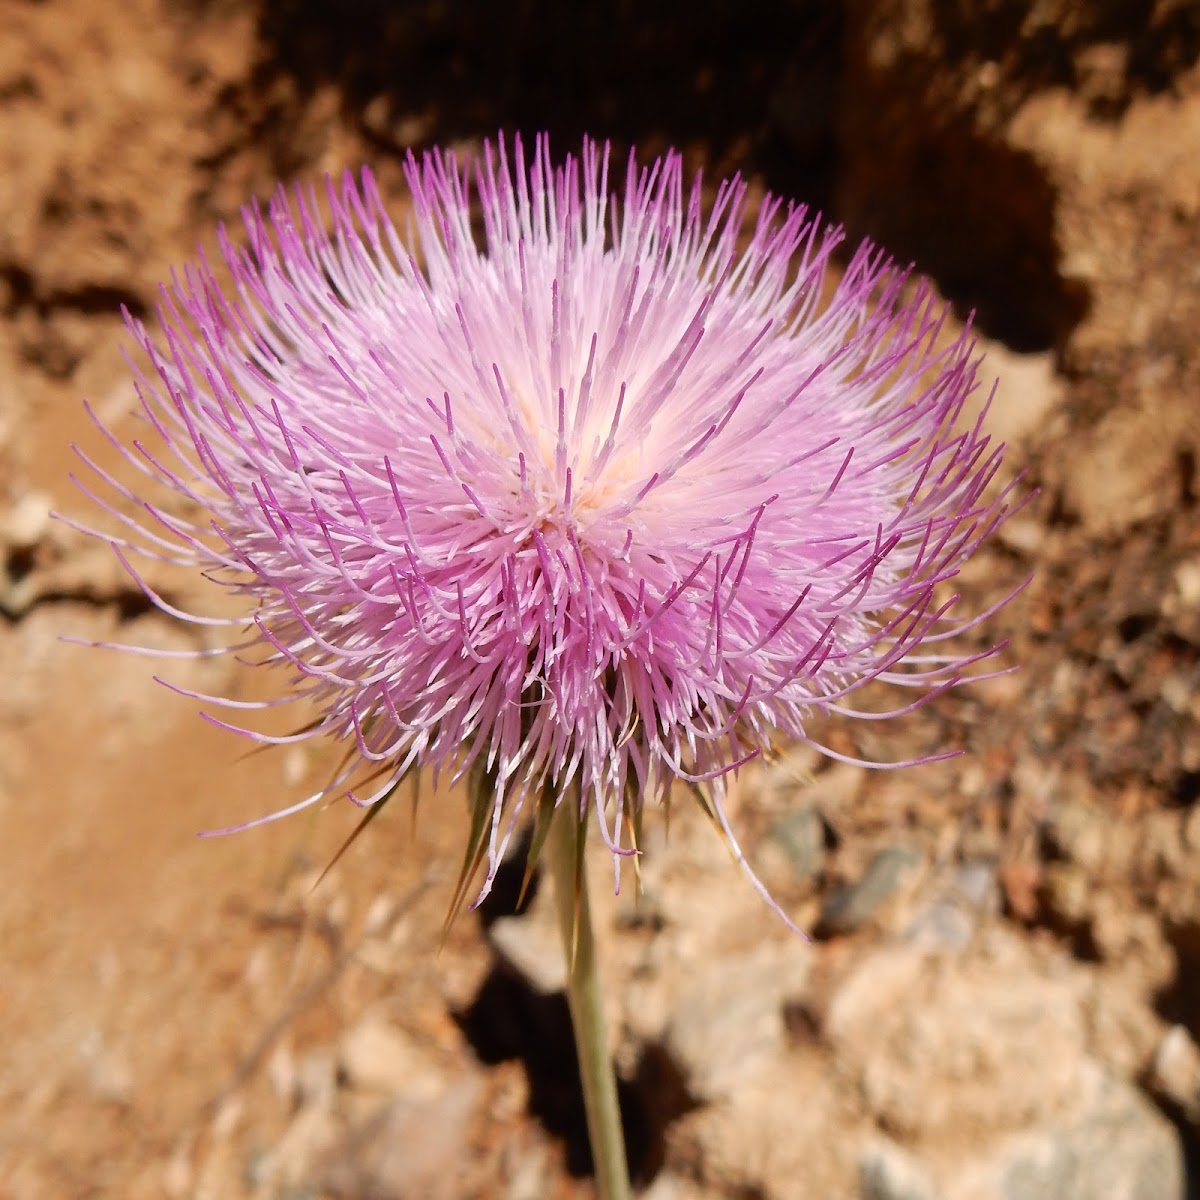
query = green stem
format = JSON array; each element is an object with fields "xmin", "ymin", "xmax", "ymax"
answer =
[{"xmin": 547, "ymin": 798, "xmax": 633, "ymax": 1200}]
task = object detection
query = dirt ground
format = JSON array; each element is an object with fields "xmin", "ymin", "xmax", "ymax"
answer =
[{"xmin": 4, "ymin": 2, "xmax": 1200, "ymax": 1198}]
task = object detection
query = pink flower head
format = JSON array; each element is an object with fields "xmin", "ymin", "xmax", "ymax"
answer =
[{"xmin": 70, "ymin": 135, "xmax": 1020, "ymax": 919}]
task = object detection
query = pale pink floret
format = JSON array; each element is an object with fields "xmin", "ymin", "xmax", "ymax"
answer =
[{"xmin": 69, "ymin": 135, "xmax": 1021, "ymax": 914}]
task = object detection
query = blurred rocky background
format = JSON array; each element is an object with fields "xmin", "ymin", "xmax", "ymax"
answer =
[{"xmin": 3, "ymin": 0, "xmax": 1200, "ymax": 1197}]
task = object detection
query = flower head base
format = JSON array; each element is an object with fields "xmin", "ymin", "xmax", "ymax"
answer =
[{"xmin": 70, "ymin": 135, "xmax": 1021, "ymax": 922}]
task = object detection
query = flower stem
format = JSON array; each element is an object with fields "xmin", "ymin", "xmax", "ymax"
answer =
[{"xmin": 547, "ymin": 799, "xmax": 632, "ymax": 1200}]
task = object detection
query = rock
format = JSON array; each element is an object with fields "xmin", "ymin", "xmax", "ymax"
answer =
[
  {"xmin": 903, "ymin": 897, "xmax": 976, "ymax": 954},
  {"xmin": 337, "ymin": 1017, "xmax": 445, "ymax": 1098},
  {"xmin": 993, "ymin": 515, "xmax": 1046, "ymax": 560},
  {"xmin": 249, "ymin": 1103, "xmax": 338, "ymax": 1193},
  {"xmin": 1137, "ymin": 810, "xmax": 1191, "ymax": 883},
  {"xmin": 1148, "ymin": 1025, "xmax": 1200, "ymax": 1128},
  {"xmin": 826, "ymin": 930, "xmax": 1185, "ymax": 1199},
  {"xmin": 79, "ymin": 1028, "xmax": 134, "ymax": 1105},
  {"xmin": 266, "ymin": 1041, "xmax": 296, "ymax": 1108},
  {"xmin": 638, "ymin": 1170, "xmax": 717, "ymax": 1200},
  {"xmin": 950, "ymin": 1065, "xmax": 1184, "ymax": 1200},
  {"xmin": 826, "ymin": 932, "xmax": 1088, "ymax": 1138},
  {"xmin": 1039, "ymin": 862, "xmax": 1093, "ymax": 930},
  {"xmin": 1083, "ymin": 978, "xmax": 1167, "ymax": 1080},
  {"xmin": 487, "ymin": 879, "xmax": 566, "ymax": 996},
  {"xmin": 502, "ymin": 1138, "xmax": 554, "ymax": 1200},
  {"xmin": 667, "ymin": 1055, "xmax": 866, "ymax": 1200},
  {"xmin": 953, "ymin": 861, "xmax": 1001, "ymax": 911},
  {"xmin": 904, "ymin": 862, "xmax": 999, "ymax": 953},
  {"xmin": 1170, "ymin": 558, "xmax": 1200, "ymax": 614},
  {"xmin": 294, "ymin": 1048, "xmax": 338, "ymax": 1111},
  {"xmin": 662, "ymin": 942, "xmax": 812, "ymax": 1103},
  {"xmin": 1088, "ymin": 898, "xmax": 1175, "ymax": 992},
  {"xmin": 974, "ymin": 345, "xmax": 1064, "ymax": 450},
  {"xmin": 859, "ymin": 1138, "xmax": 942, "ymax": 1200},
  {"xmin": 818, "ymin": 845, "xmax": 923, "ymax": 936},
  {"xmin": 1, "ymin": 491, "xmax": 52, "ymax": 549},
  {"xmin": 623, "ymin": 807, "xmax": 789, "ymax": 953},
  {"xmin": 764, "ymin": 806, "xmax": 828, "ymax": 882},
  {"xmin": 318, "ymin": 1077, "xmax": 483, "ymax": 1200},
  {"xmin": 1043, "ymin": 800, "xmax": 1109, "ymax": 872},
  {"xmin": 1060, "ymin": 403, "xmax": 1186, "ymax": 537},
  {"xmin": 997, "ymin": 859, "xmax": 1042, "ymax": 922}
]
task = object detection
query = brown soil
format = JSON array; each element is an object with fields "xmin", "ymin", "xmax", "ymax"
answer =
[{"xmin": 4, "ymin": 1, "xmax": 1200, "ymax": 1198}]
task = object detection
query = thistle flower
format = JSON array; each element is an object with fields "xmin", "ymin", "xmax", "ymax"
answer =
[{"xmin": 70, "ymin": 135, "xmax": 1019, "ymax": 920}]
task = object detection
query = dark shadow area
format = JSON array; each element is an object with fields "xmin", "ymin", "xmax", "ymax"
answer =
[
  {"xmin": 1, "ymin": 263, "xmax": 148, "ymax": 321},
  {"xmin": 471, "ymin": 827, "xmax": 539, "ymax": 932},
  {"xmin": 834, "ymin": 129, "xmax": 1092, "ymax": 352},
  {"xmin": 1174, "ymin": 773, "xmax": 1200, "ymax": 809},
  {"xmin": 198, "ymin": 0, "xmax": 1114, "ymax": 352},
  {"xmin": 454, "ymin": 962, "xmax": 692, "ymax": 1186},
  {"xmin": 177, "ymin": 0, "xmax": 1200, "ymax": 355},
  {"xmin": 460, "ymin": 841, "xmax": 691, "ymax": 1184},
  {"xmin": 828, "ymin": 0, "xmax": 1199, "ymax": 349},
  {"xmin": 1154, "ymin": 921, "xmax": 1200, "ymax": 1042},
  {"xmin": 445, "ymin": 824, "xmax": 695, "ymax": 1182},
  {"xmin": 245, "ymin": 0, "xmax": 844, "ymax": 214}
]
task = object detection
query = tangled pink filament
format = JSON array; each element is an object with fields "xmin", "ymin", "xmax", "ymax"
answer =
[{"xmin": 68, "ymin": 135, "xmax": 1021, "ymax": 917}]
